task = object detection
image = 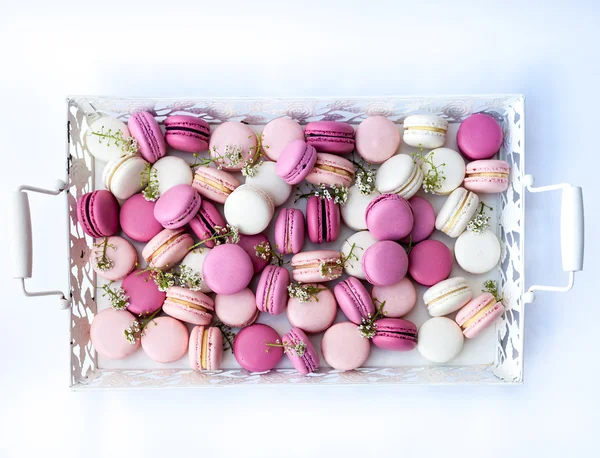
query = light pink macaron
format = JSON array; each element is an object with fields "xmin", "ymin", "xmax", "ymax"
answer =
[
  {"xmin": 90, "ymin": 236, "xmax": 137, "ymax": 281},
  {"xmin": 142, "ymin": 228, "xmax": 195, "ymax": 269},
  {"xmin": 162, "ymin": 286, "xmax": 214, "ymax": 325},
  {"xmin": 274, "ymin": 208, "xmax": 305, "ymax": 255},
  {"xmin": 261, "ymin": 118, "xmax": 305, "ymax": 161},
  {"xmin": 189, "ymin": 325, "xmax": 223, "ymax": 371},
  {"xmin": 215, "ymin": 288, "xmax": 259, "ymax": 328},
  {"xmin": 141, "ymin": 316, "xmax": 189, "ymax": 363},
  {"xmin": 209, "ymin": 122, "xmax": 257, "ymax": 171},
  {"xmin": 456, "ymin": 292, "xmax": 505, "ymax": 339},
  {"xmin": 291, "ymin": 250, "xmax": 343, "ymax": 283},
  {"xmin": 305, "ymin": 153, "xmax": 355, "ymax": 187},
  {"xmin": 192, "ymin": 167, "xmax": 240, "ymax": 204},
  {"xmin": 355, "ymin": 116, "xmax": 400, "ymax": 164},
  {"xmin": 463, "ymin": 159, "xmax": 510, "ymax": 193},
  {"xmin": 202, "ymin": 243, "xmax": 254, "ymax": 295},
  {"xmin": 90, "ymin": 308, "xmax": 140, "ymax": 360},
  {"xmin": 371, "ymin": 278, "xmax": 416, "ymax": 318},
  {"xmin": 287, "ymin": 285, "xmax": 337, "ymax": 334},
  {"xmin": 321, "ymin": 322, "xmax": 370, "ymax": 371}
]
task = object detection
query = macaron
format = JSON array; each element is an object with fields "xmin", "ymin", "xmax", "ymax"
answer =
[
  {"xmin": 286, "ymin": 284, "xmax": 337, "ymax": 334},
  {"xmin": 435, "ymin": 187, "xmax": 480, "ymax": 238},
  {"xmin": 180, "ymin": 248, "xmax": 212, "ymax": 293},
  {"xmin": 372, "ymin": 318, "xmax": 418, "ymax": 351},
  {"xmin": 423, "ymin": 277, "xmax": 473, "ymax": 317},
  {"xmin": 422, "ymin": 148, "xmax": 466, "ymax": 195},
  {"xmin": 305, "ymin": 153, "xmax": 355, "ymax": 187},
  {"xmin": 77, "ymin": 190, "xmax": 120, "ymax": 238},
  {"xmin": 365, "ymin": 194, "xmax": 414, "ymax": 241},
  {"xmin": 163, "ymin": 286, "xmax": 214, "ymax": 325},
  {"xmin": 408, "ymin": 240, "xmax": 453, "ymax": 286},
  {"xmin": 84, "ymin": 116, "xmax": 132, "ymax": 162},
  {"xmin": 362, "ymin": 241, "xmax": 408, "ymax": 287},
  {"xmin": 192, "ymin": 166, "xmax": 240, "ymax": 204},
  {"xmin": 244, "ymin": 160, "xmax": 292, "ymax": 207},
  {"xmin": 306, "ymin": 196, "xmax": 341, "ymax": 244},
  {"xmin": 371, "ymin": 278, "xmax": 416, "ymax": 318},
  {"xmin": 402, "ymin": 114, "xmax": 448, "ymax": 149},
  {"xmin": 281, "ymin": 327, "xmax": 320, "ymax": 375},
  {"xmin": 90, "ymin": 308, "xmax": 140, "ymax": 359},
  {"xmin": 188, "ymin": 199, "xmax": 226, "ymax": 247},
  {"xmin": 457, "ymin": 113, "xmax": 503, "ymax": 160},
  {"xmin": 164, "ymin": 115, "xmax": 210, "ymax": 153},
  {"xmin": 417, "ymin": 317, "xmax": 464, "ymax": 363},
  {"xmin": 276, "ymin": 140, "xmax": 318, "ymax": 185},
  {"xmin": 376, "ymin": 154, "xmax": 424, "ymax": 199},
  {"xmin": 224, "ymin": 184, "xmax": 274, "ymax": 235},
  {"xmin": 141, "ymin": 316, "xmax": 189, "ymax": 363},
  {"xmin": 340, "ymin": 185, "xmax": 380, "ymax": 231},
  {"xmin": 334, "ymin": 276, "xmax": 376, "ymax": 324},
  {"xmin": 463, "ymin": 160, "xmax": 510, "ymax": 193},
  {"xmin": 321, "ymin": 322, "xmax": 370, "ymax": 371},
  {"xmin": 90, "ymin": 236, "xmax": 137, "ymax": 281},
  {"xmin": 215, "ymin": 288, "xmax": 259, "ymax": 328},
  {"xmin": 119, "ymin": 193, "xmax": 163, "ymax": 242},
  {"xmin": 305, "ymin": 121, "xmax": 355, "ymax": 154},
  {"xmin": 142, "ymin": 228, "xmax": 195, "ymax": 269},
  {"xmin": 234, "ymin": 324, "xmax": 283, "ymax": 372},
  {"xmin": 455, "ymin": 229, "xmax": 501, "ymax": 274},
  {"xmin": 209, "ymin": 122, "xmax": 257, "ymax": 171},
  {"xmin": 237, "ymin": 233, "xmax": 271, "ymax": 274},
  {"xmin": 291, "ymin": 250, "xmax": 343, "ymax": 283},
  {"xmin": 189, "ymin": 325, "xmax": 223, "ymax": 371},
  {"xmin": 202, "ymin": 243, "xmax": 253, "ymax": 295},
  {"xmin": 102, "ymin": 153, "xmax": 149, "ymax": 200},
  {"xmin": 456, "ymin": 293, "xmax": 505, "ymax": 339},
  {"xmin": 256, "ymin": 265, "xmax": 291, "ymax": 315},
  {"xmin": 355, "ymin": 116, "xmax": 400, "ymax": 164},
  {"xmin": 261, "ymin": 118, "xmax": 305, "ymax": 161},
  {"xmin": 154, "ymin": 184, "xmax": 202, "ymax": 229},
  {"xmin": 151, "ymin": 156, "xmax": 194, "ymax": 197},
  {"xmin": 128, "ymin": 111, "xmax": 166, "ymax": 163},
  {"xmin": 122, "ymin": 270, "xmax": 166, "ymax": 315},
  {"xmin": 274, "ymin": 208, "xmax": 305, "ymax": 255},
  {"xmin": 400, "ymin": 196, "xmax": 435, "ymax": 244}
]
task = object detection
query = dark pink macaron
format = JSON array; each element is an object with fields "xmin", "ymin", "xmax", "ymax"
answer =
[
  {"xmin": 234, "ymin": 323, "xmax": 283, "ymax": 372},
  {"xmin": 306, "ymin": 196, "xmax": 341, "ymax": 244},
  {"xmin": 334, "ymin": 276, "xmax": 375, "ymax": 325},
  {"xmin": 408, "ymin": 239, "xmax": 453, "ymax": 286},
  {"xmin": 128, "ymin": 111, "xmax": 166, "ymax": 163},
  {"xmin": 457, "ymin": 113, "xmax": 503, "ymax": 160},
  {"xmin": 188, "ymin": 199, "xmax": 226, "ymax": 248},
  {"xmin": 154, "ymin": 184, "xmax": 202, "ymax": 229},
  {"xmin": 401, "ymin": 196, "xmax": 435, "ymax": 244},
  {"xmin": 274, "ymin": 208, "xmax": 305, "ymax": 255},
  {"xmin": 256, "ymin": 265, "xmax": 291, "ymax": 315},
  {"xmin": 276, "ymin": 140, "xmax": 318, "ymax": 185},
  {"xmin": 77, "ymin": 190, "xmax": 120, "ymax": 238},
  {"xmin": 119, "ymin": 193, "xmax": 163, "ymax": 243},
  {"xmin": 282, "ymin": 327, "xmax": 320, "ymax": 375},
  {"xmin": 372, "ymin": 318, "xmax": 417, "ymax": 351},
  {"xmin": 122, "ymin": 270, "xmax": 167, "ymax": 316},
  {"xmin": 305, "ymin": 121, "xmax": 355, "ymax": 155},
  {"xmin": 164, "ymin": 115, "xmax": 210, "ymax": 153},
  {"xmin": 365, "ymin": 194, "xmax": 414, "ymax": 241},
  {"xmin": 362, "ymin": 241, "xmax": 408, "ymax": 287},
  {"xmin": 237, "ymin": 233, "xmax": 271, "ymax": 274},
  {"xmin": 202, "ymin": 243, "xmax": 254, "ymax": 295}
]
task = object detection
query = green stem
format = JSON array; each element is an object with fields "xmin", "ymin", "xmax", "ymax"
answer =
[{"xmin": 139, "ymin": 307, "xmax": 162, "ymax": 329}]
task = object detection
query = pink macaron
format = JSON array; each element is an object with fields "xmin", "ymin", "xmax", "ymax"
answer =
[
  {"xmin": 334, "ymin": 276, "xmax": 376, "ymax": 324},
  {"xmin": 372, "ymin": 318, "xmax": 418, "ymax": 351},
  {"xmin": 164, "ymin": 115, "xmax": 210, "ymax": 153},
  {"xmin": 192, "ymin": 166, "xmax": 240, "ymax": 204},
  {"xmin": 256, "ymin": 265, "xmax": 291, "ymax": 315},
  {"xmin": 141, "ymin": 316, "xmax": 189, "ymax": 363},
  {"xmin": 202, "ymin": 243, "xmax": 253, "ymax": 295},
  {"xmin": 237, "ymin": 233, "xmax": 271, "ymax": 274},
  {"xmin": 163, "ymin": 286, "xmax": 214, "ymax": 325},
  {"xmin": 209, "ymin": 122, "xmax": 257, "ymax": 171},
  {"xmin": 215, "ymin": 288, "xmax": 259, "ymax": 328},
  {"xmin": 305, "ymin": 153, "xmax": 355, "ymax": 187},
  {"xmin": 306, "ymin": 196, "xmax": 341, "ymax": 244},
  {"xmin": 286, "ymin": 285, "xmax": 337, "ymax": 334},
  {"xmin": 122, "ymin": 270, "xmax": 167, "ymax": 316},
  {"xmin": 234, "ymin": 323, "xmax": 283, "ymax": 372},
  {"xmin": 291, "ymin": 250, "xmax": 343, "ymax": 283},
  {"xmin": 90, "ymin": 308, "xmax": 140, "ymax": 359},
  {"xmin": 321, "ymin": 322, "xmax": 370, "ymax": 371},
  {"xmin": 305, "ymin": 121, "xmax": 355, "ymax": 155},
  {"xmin": 189, "ymin": 325, "xmax": 223, "ymax": 371},
  {"xmin": 355, "ymin": 116, "xmax": 400, "ymax": 164},
  {"xmin": 142, "ymin": 228, "xmax": 195, "ymax": 269},
  {"xmin": 408, "ymin": 239, "xmax": 453, "ymax": 286},
  {"xmin": 281, "ymin": 327, "xmax": 320, "ymax": 375},
  {"xmin": 154, "ymin": 184, "xmax": 202, "ymax": 229},
  {"xmin": 119, "ymin": 193, "xmax": 163, "ymax": 242},
  {"xmin": 261, "ymin": 118, "xmax": 305, "ymax": 161},
  {"xmin": 128, "ymin": 111, "xmax": 166, "ymax": 163},
  {"xmin": 457, "ymin": 113, "xmax": 503, "ymax": 160},
  {"xmin": 371, "ymin": 278, "xmax": 416, "ymax": 318},
  {"xmin": 400, "ymin": 196, "xmax": 435, "ymax": 244},
  {"xmin": 456, "ymin": 292, "xmax": 505, "ymax": 339},
  {"xmin": 365, "ymin": 194, "xmax": 414, "ymax": 241},
  {"xmin": 276, "ymin": 140, "xmax": 318, "ymax": 185},
  {"xmin": 188, "ymin": 199, "xmax": 226, "ymax": 248},
  {"xmin": 274, "ymin": 208, "xmax": 305, "ymax": 255},
  {"xmin": 362, "ymin": 241, "xmax": 408, "ymax": 286},
  {"xmin": 77, "ymin": 190, "xmax": 120, "ymax": 238},
  {"xmin": 463, "ymin": 159, "xmax": 510, "ymax": 193},
  {"xmin": 90, "ymin": 236, "xmax": 137, "ymax": 281}
]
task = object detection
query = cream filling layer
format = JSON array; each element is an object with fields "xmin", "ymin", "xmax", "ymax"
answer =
[
  {"xmin": 168, "ymin": 297, "xmax": 208, "ymax": 313},
  {"xmin": 315, "ymin": 164, "xmax": 353, "ymax": 177},
  {"xmin": 405, "ymin": 125, "xmax": 447, "ymax": 134},
  {"xmin": 195, "ymin": 175, "xmax": 233, "ymax": 194},
  {"xmin": 467, "ymin": 172, "xmax": 508, "ymax": 179},
  {"xmin": 461, "ymin": 299, "xmax": 497, "ymax": 329},
  {"xmin": 426, "ymin": 286, "xmax": 469, "ymax": 307},
  {"xmin": 146, "ymin": 232, "xmax": 183, "ymax": 263},
  {"xmin": 442, "ymin": 191, "xmax": 472, "ymax": 234},
  {"xmin": 106, "ymin": 155, "xmax": 132, "ymax": 190},
  {"xmin": 200, "ymin": 329, "xmax": 210, "ymax": 370}
]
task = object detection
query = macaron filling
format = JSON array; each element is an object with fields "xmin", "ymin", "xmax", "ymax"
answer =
[
  {"xmin": 466, "ymin": 172, "xmax": 509, "ymax": 179},
  {"xmin": 404, "ymin": 125, "xmax": 447, "ymax": 134},
  {"xmin": 201, "ymin": 329, "xmax": 210, "ymax": 369},
  {"xmin": 165, "ymin": 124, "xmax": 210, "ymax": 140},
  {"xmin": 442, "ymin": 191, "xmax": 474, "ymax": 233},
  {"xmin": 460, "ymin": 297, "xmax": 498, "ymax": 329},
  {"xmin": 426, "ymin": 285, "xmax": 470, "ymax": 309},
  {"xmin": 168, "ymin": 297, "xmax": 209, "ymax": 313},
  {"xmin": 376, "ymin": 328, "xmax": 417, "ymax": 339},
  {"xmin": 395, "ymin": 165, "xmax": 422, "ymax": 195},
  {"xmin": 314, "ymin": 163, "xmax": 353, "ymax": 177},
  {"xmin": 262, "ymin": 268, "xmax": 279, "ymax": 313},
  {"xmin": 194, "ymin": 174, "xmax": 234, "ymax": 194}
]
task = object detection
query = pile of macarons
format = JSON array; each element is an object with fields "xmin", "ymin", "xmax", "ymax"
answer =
[{"xmin": 83, "ymin": 108, "xmax": 509, "ymax": 374}]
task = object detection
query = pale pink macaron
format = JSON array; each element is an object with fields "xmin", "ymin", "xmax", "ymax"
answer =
[
  {"xmin": 202, "ymin": 243, "xmax": 254, "ymax": 295},
  {"xmin": 355, "ymin": 116, "xmax": 401, "ymax": 164},
  {"xmin": 291, "ymin": 250, "xmax": 343, "ymax": 283},
  {"xmin": 274, "ymin": 208, "xmax": 305, "ymax": 255},
  {"xmin": 142, "ymin": 228, "xmax": 195, "ymax": 269},
  {"xmin": 141, "ymin": 316, "xmax": 189, "ymax": 363},
  {"xmin": 305, "ymin": 153, "xmax": 355, "ymax": 187},
  {"xmin": 286, "ymin": 284, "xmax": 337, "ymax": 333},
  {"xmin": 463, "ymin": 159, "xmax": 510, "ymax": 193},
  {"xmin": 90, "ymin": 308, "xmax": 140, "ymax": 360},
  {"xmin": 321, "ymin": 322, "xmax": 370, "ymax": 371},
  {"xmin": 90, "ymin": 236, "xmax": 137, "ymax": 281},
  {"xmin": 209, "ymin": 122, "xmax": 257, "ymax": 171},
  {"xmin": 192, "ymin": 167, "xmax": 240, "ymax": 204},
  {"xmin": 215, "ymin": 288, "xmax": 259, "ymax": 328},
  {"xmin": 189, "ymin": 325, "xmax": 223, "ymax": 371},
  {"xmin": 163, "ymin": 286, "xmax": 214, "ymax": 325},
  {"xmin": 371, "ymin": 278, "xmax": 416, "ymax": 318},
  {"xmin": 455, "ymin": 292, "xmax": 505, "ymax": 339},
  {"xmin": 261, "ymin": 118, "xmax": 305, "ymax": 161}
]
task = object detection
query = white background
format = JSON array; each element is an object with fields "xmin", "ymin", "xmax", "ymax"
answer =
[{"xmin": 0, "ymin": 1, "xmax": 597, "ymax": 456}]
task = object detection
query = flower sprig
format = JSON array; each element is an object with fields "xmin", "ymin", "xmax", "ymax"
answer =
[
  {"xmin": 141, "ymin": 163, "xmax": 159, "ymax": 201},
  {"xmin": 93, "ymin": 237, "xmax": 115, "ymax": 272},
  {"xmin": 203, "ymin": 144, "xmax": 244, "ymax": 170},
  {"xmin": 295, "ymin": 183, "xmax": 349, "ymax": 206},
  {"xmin": 351, "ymin": 157, "xmax": 377, "ymax": 195},
  {"xmin": 318, "ymin": 242, "xmax": 361, "ymax": 280},
  {"xmin": 400, "ymin": 235, "xmax": 413, "ymax": 255},
  {"xmin": 467, "ymin": 202, "xmax": 494, "ymax": 234},
  {"xmin": 139, "ymin": 264, "xmax": 203, "ymax": 292},
  {"xmin": 188, "ymin": 224, "xmax": 240, "ymax": 251},
  {"xmin": 241, "ymin": 133, "xmax": 265, "ymax": 178},
  {"xmin": 287, "ymin": 283, "xmax": 325, "ymax": 303},
  {"xmin": 254, "ymin": 241, "xmax": 285, "ymax": 266},
  {"xmin": 214, "ymin": 320, "xmax": 236, "ymax": 353},
  {"xmin": 358, "ymin": 299, "xmax": 387, "ymax": 339},
  {"xmin": 482, "ymin": 280, "xmax": 504, "ymax": 303},
  {"xmin": 265, "ymin": 338, "xmax": 307, "ymax": 357},
  {"xmin": 412, "ymin": 148, "xmax": 446, "ymax": 193},
  {"xmin": 91, "ymin": 126, "xmax": 138, "ymax": 155},
  {"xmin": 124, "ymin": 308, "xmax": 162, "ymax": 344},
  {"xmin": 101, "ymin": 282, "xmax": 129, "ymax": 310}
]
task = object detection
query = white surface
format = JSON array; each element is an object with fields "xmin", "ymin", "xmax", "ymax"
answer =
[{"xmin": 0, "ymin": 1, "xmax": 597, "ymax": 457}]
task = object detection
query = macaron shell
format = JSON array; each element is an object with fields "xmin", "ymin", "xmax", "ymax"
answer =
[
  {"xmin": 256, "ymin": 266, "xmax": 291, "ymax": 315},
  {"xmin": 341, "ymin": 186, "xmax": 380, "ymax": 231},
  {"xmin": 237, "ymin": 233, "xmax": 271, "ymax": 274},
  {"xmin": 188, "ymin": 199, "xmax": 226, "ymax": 248},
  {"xmin": 103, "ymin": 154, "xmax": 148, "ymax": 200},
  {"xmin": 142, "ymin": 229, "xmax": 195, "ymax": 269},
  {"xmin": 215, "ymin": 288, "xmax": 258, "ymax": 328},
  {"xmin": 261, "ymin": 118, "xmax": 305, "ymax": 161},
  {"xmin": 77, "ymin": 190, "xmax": 120, "ymax": 238},
  {"xmin": 152, "ymin": 156, "xmax": 194, "ymax": 196},
  {"xmin": 128, "ymin": 111, "xmax": 166, "ymax": 163},
  {"xmin": 455, "ymin": 230, "xmax": 501, "ymax": 274},
  {"xmin": 408, "ymin": 240, "xmax": 453, "ymax": 286},
  {"xmin": 362, "ymin": 241, "xmax": 408, "ymax": 287},
  {"xmin": 457, "ymin": 113, "xmax": 503, "ymax": 160},
  {"xmin": 435, "ymin": 188, "xmax": 480, "ymax": 238},
  {"xmin": 355, "ymin": 116, "xmax": 400, "ymax": 164},
  {"xmin": 141, "ymin": 316, "xmax": 189, "ymax": 363},
  {"xmin": 321, "ymin": 322, "xmax": 370, "ymax": 371},
  {"xmin": 283, "ymin": 328, "xmax": 320, "ymax": 375},
  {"xmin": 122, "ymin": 270, "xmax": 166, "ymax": 315},
  {"xmin": 84, "ymin": 117, "xmax": 132, "ymax": 162},
  {"xmin": 307, "ymin": 196, "xmax": 341, "ymax": 244},
  {"xmin": 457, "ymin": 294, "xmax": 505, "ymax": 339},
  {"xmin": 305, "ymin": 153, "xmax": 355, "ymax": 187},
  {"xmin": 341, "ymin": 231, "xmax": 378, "ymax": 280},
  {"xmin": 305, "ymin": 121, "xmax": 355, "ymax": 155},
  {"xmin": 371, "ymin": 278, "xmax": 416, "ymax": 318},
  {"xmin": 90, "ymin": 236, "xmax": 137, "ymax": 281},
  {"xmin": 224, "ymin": 184, "xmax": 274, "ymax": 235},
  {"xmin": 119, "ymin": 194, "xmax": 163, "ymax": 243},
  {"xmin": 189, "ymin": 326, "xmax": 223, "ymax": 370},
  {"xmin": 365, "ymin": 194, "xmax": 414, "ymax": 241},
  {"xmin": 286, "ymin": 286, "xmax": 337, "ymax": 334},
  {"xmin": 334, "ymin": 277, "xmax": 376, "ymax": 324},
  {"xmin": 180, "ymin": 248, "xmax": 212, "ymax": 293},
  {"xmin": 154, "ymin": 184, "xmax": 202, "ymax": 229},
  {"xmin": 274, "ymin": 208, "xmax": 305, "ymax": 255},
  {"xmin": 209, "ymin": 122, "xmax": 257, "ymax": 171},
  {"xmin": 372, "ymin": 318, "xmax": 418, "ymax": 351},
  {"xmin": 90, "ymin": 308, "xmax": 140, "ymax": 360},
  {"xmin": 401, "ymin": 196, "xmax": 435, "ymax": 244},
  {"xmin": 202, "ymin": 243, "xmax": 254, "ymax": 295},
  {"xmin": 464, "ymin": 159, "xmax": 510, "ymax": 193},
  {"xmin": 291, "ymin": 250, "xmax": 343, "ymax": 283},
  {"xmin": 375, "ymin": 154, "xmax": 423, "ymax": 199},
  {"xmin": 233, "ymin": 324, "xmax": 283, "ymax": 372},
  {"xmin": 163, "ymin": 286, "xmax": 214, "ymax": 326},
  {"xmin": 192, "ymin": 167, "xmax": 240, "ymax": 204},
  {"xmin": 244, "ymin": 161, "xmax": 292, "ymax": 207},
  {"xmin": 423, "ymin": 148, "xmax": 466, "ymax": 195},
  {"xmin": 276, "ymin": 140, "xmax": 318, "ymax": 185},
  {"xmin": 418, "ymin": 317, "xmax": 464, "ymax": 363},
  {"xmin": 164, "ymin": 115, "xmax": 210, "ymax": 153}
]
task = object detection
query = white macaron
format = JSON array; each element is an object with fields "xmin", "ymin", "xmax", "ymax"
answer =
[
  {"xmin": 102, "ymin": 154, "xmax": 149, "ymax": 200},
  {"xmin": 423, "ymin": 277, "xmax": 473, "ymax": 317},
  {"xmin": 152, "ymin": 156, "xmax": 193, "ymax": 197},
  {"xmin": 244, "ymin": 161, "xmax": 291, "ymax": 207},
  {"xmin": 422, "ymin": 148, "xmax": 465, "ymax": 195},
  {"xmin": 180, "ymin": 248, "xmax": 212, "ymax": 293},
  {"xmin": 435, "ymin": 187, "xmax": 480, "ymax": 238},
  {"xmin": 403, "ymin": 114, "xmax": 448, "ymax": 149},
  {"xmin": 340, "ymin": 230, "xmax": 377, "ymax": 280},
  {"xmin": 418, "ymin": 317, "xmax": 464, "ymax": 363},
  {"xmin": 341, "ymin": 186, "xmax": 380, "ymax": 231},
  {"xmin": 84, "ymin": 116, "xmax": 133, "ymax": 163},
  {"xmin": 455, "ymin": 229, "xmax": 501, "ymax": 274},
  {"xmin": 376, "ymin": 154, "xmax": 424, "ymax": 199},
  {"xmin": 224, "ymin": 184, "xmax": 274, "ymax": 235}
]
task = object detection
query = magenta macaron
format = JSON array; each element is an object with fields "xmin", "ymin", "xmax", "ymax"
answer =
[
  {"xmin": 274, "ymin": 208, "xmax": 305, "ymax": 255},
  {"xmin": 234, "ymin": 323, "xmax": 283, "ymax": 372},
  {"xmin": 456, "ymin": 292, "xmax": 505, "ymax": 339},
  {"xmin": 122, "ymin": 269, "xmax": 166, "ymax": 316},
  {"xmin": 400, "ymin": 196, "xmax": 435, "ymax": 244},
  {"xmin": 90, "ymin": 308, "xmax": 140, "ymax": 360},
  {"xmin": 141, "ymin": 316, "xmax": 189, "ymax": 363},
  {"xmin": 457, "ymin": 113, "xmax": 503, "ymax": 160},
  {"xmin": 362, "ymin": 241, "xmax": 408, "ymax": 286},
  {"xmin": 188, "ymin": 199, "xmax": 226, "ymax": 248},
  {"xmin": 128, "ymin": 111, "xmax": 166, "ymax": 163},
  {"xmin": 192, "ymin": 166, "xmax": 240, "ymax": 204},
  {"xmin": 334, "ymin": 276, "xmax": 376, "ymax": 325},
  {"xmin": 237, "ymin": 233, "xmax": 271, "ymax": 274},
  {"xmin": 90, "ymin": 236, "xmax": 137, "ymax": 281},
  {"xmin": 306, "ymin": 196, "xmax": 341, "ymax": 244},
  {"xmin": 164, "ymin": 115, "xmax": 210, "ymax": 153},
  {"xmin": 119, "ymin": 193, "xmax": 163, "ymax": 242},
  {"xmin": 305, "ymin": 121, "xmax": 355, "ymax": 155},
  {"xmin": 408, "ymin": 239, "xmax": 453, "ymax": 286},
  {"xmin": 142, "ymin": 228, "xmax": 195, "ymax": 269},
  {"xmin": 306, "ymin": 153, "xmax": 355, "ymax": 187},
  {"xmin": 281, "ymin": 327, "xmax": 319, "ymax": 375},
  {"xmin": 163, "ymin": 286, "xmax": 214, "ymax": 325},
  {"xmin": 77, "ymin": 190, "xmax": 120, "ymax": 238},
  {"xmin": 256, "ymin": 265, "xmax": 291, "ymax": 315},
  {"xmin": 202, "ymin": 243, "xmax": 254, "ymax": 295},
  {"xmin": 365, "ymin": 194, "xmax": 414, "ymax": 241},
  {"xmin": 372, "ymin": 318, "xmax": 418, "ymax": 351},
  {"xmin": 276, "ymin": 140, "xmax": 318, "ymax": 185},
  {"xmin": 153, "ymin": 184, "xmax": 201, "ymax": 229},
  {"xmin": 463, "ymin": 159, "xmax": 510, "ymax": 193},
  {"xmin": 189, "ymin": 325, "xmax": 223, "ymax": 371}
]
